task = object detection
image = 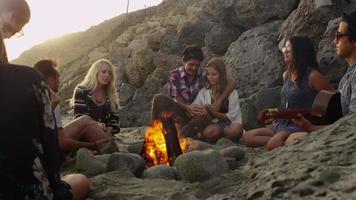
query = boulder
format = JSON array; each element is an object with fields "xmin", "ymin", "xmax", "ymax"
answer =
[
  {"xmin": 106, "ymin": 152, "xmax": 146, "ymax": 177},
  {"xmin": 174, "ymin": 149, "xmax": 229, "ymax": 182},
  {"xmin": 278, "ymin": 0, "xmax": 339, "ymax": 48},
  {"xmin": 76, "ymin": 148, "xmax": 107, "ymax": 177},
  {"xmin": 118, "ymin": 82, "xmax": 136, "ymax": 107},
  {"xmin": 240, "ymin": 86, "xmax": 281, "ymax": 130},
  {"xmin": 204, "ymin": 0, "xmax": 298, "ymax": 29},
  {"xmin": 141, "ymin": 165, "xmax": 179, "ymax": 180},
  {"xmin": 204, "ymin": 23, "xmax": 243, "ymax": 55},
  {"xmin": 215, "ymin": 137, "xmax": 236, "ymax": 149},
  {"xmin": 177, "ymin": 21, "xmax": 214, "ymax": 48},
  {"xmin": 118, "ymin": 53, "xmax": 181, "ymax": 127},
  {"xmin": 225, "ymin": 20, "xmax": 284, "ymax": 98},
  {"xmin": 160, "ymin": 26, "xmax": 182, "ymax": 54},
  {"xmin": 318, "ymin": 18, "xmax": 348, "ymax": 87}
]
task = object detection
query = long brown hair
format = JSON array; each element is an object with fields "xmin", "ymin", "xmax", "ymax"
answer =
[{"xmin": 206, "ymin": 58, "xmax": 228, "ymax": 96}]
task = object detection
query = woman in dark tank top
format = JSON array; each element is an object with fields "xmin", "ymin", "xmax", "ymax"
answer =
[{"xmin": 243, "ymin": 36, "xmax": 333, "ymax": 151}]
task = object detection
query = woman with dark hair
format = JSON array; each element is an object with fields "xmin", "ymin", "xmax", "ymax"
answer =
[{"xmin": 243, "ymin": 36, "xmax": 333, "ymax": 151}]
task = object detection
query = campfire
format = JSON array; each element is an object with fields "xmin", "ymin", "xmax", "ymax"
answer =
[{"xmin": 143, "ymin": 113, "xmax": 191, "ymax": 167}]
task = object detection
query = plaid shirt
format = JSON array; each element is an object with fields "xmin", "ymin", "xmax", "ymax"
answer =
[{"xmin": 168, "ymin": 66, "xmax": 206, "ymax": 104}]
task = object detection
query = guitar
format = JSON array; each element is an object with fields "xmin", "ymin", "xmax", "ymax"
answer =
[{"xmin": 257, "ymin": 90, "xmax": 343, "ymax": 126}]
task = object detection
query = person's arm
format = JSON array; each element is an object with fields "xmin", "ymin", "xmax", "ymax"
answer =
[
  {"xmin": 309, "ymin": 70, "xmax": 333, "ymax": 91},
  {"xmin": 106, "ymin": 106, "xmax": 120, "ymax": 134},
  {"xmin": 348, "ymin": 70, "xmax": 356, "ymax": 114},
  {"xmin": 209, "ymin": 77, "xmax": 237, "ymax": 112},
  {"xmin": 168, "ymin": 70, "xmax": 206, "ymax": 116},
  {"xmin": 73, "ymin": 86, "xmax": 90, "ymax": 118},
  {"xmin": 291, "ymin": 114, "xmax": 325, "ymax": 133},
  {"xmin": 58, "ymin": 128, "xmax": 97, "ymax": 151},
  {"xmin": 208, "ymin": 90, "xmax": 242, "ymax": 124}
]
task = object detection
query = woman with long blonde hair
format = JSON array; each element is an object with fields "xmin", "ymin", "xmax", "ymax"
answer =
[
  {"xmin": 192, "ymin": 58, "xmax": 243, "ymax": 142},
  {"xmin": 71, "ymin": 58, "xmax": 120, "ymax": 134}
]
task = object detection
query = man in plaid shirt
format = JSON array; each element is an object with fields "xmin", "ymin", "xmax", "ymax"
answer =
[{"xmin": 151, "ymin": 45, "xmax": 236, "ymax": 133}]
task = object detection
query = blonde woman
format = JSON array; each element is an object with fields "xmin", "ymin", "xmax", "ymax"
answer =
[
  {"xmin": 71, "ymin": 59, "xmax": 120, "ymax": 136},
  {"xmin": 192, "ymin": 58, "xmax": 243, "ymax": 142}
]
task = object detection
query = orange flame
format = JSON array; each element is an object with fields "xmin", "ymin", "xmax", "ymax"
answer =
[{"xmin": 144, "ymin": 120, "xmax": 191, "ymax": 167}]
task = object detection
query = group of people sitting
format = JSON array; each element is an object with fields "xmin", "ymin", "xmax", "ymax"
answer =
[{"xmin": 1, "ymin": 0, "xmax": 356, "ymax": 199}]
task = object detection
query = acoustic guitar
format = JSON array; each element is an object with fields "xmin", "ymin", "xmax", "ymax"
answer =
[{"xmin": 257, "ymin": 90, "xmax": 343, "ymax": 126}]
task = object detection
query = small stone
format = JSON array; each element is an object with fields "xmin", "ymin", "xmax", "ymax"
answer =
[
  {"xmin": 76, "ymin": 148, "xmax": 106, "ymax": 177},
  {"xmin": 106, "ymin": 152, "xmax": 145, "ymax": 177},
  {"xmin": 141, "ymin": 165, "xmax": 178, "ymax": 180}
]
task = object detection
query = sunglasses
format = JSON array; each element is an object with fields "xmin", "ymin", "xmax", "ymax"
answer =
[{"xmin": 335, "ymin": 32, "xmax": 348, "ymax": 41}]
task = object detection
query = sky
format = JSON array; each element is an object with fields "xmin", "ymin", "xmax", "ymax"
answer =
[{"xmin": 4, "ymin": 0, "xmax": 163, "ymax": 60}]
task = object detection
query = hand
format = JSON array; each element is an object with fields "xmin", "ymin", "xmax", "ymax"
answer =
[
  {"xmin": 188, "ymin": 104, "xmax": 208, "ymax": 116},
  {"xmin": 291, "ymin": 113, "xmax": 315, "ymax": 133},
  {"xmin": 50, "ymin": 90, "xmax": 60, "ymax": 107},
  {"xmin": 96, "ymin": 122, "xmax": 106, "ymax": 131},
  {"xmin": 86, "ymin": 142, "xmax": 99, "ymax": 151},
  {"xmin": 209, "ymin": 101, "xmax": 221, "ymax": 112}
]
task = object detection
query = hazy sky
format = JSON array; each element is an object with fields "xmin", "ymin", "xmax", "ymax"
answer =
[{"xmin": 4, "ymin": 0, "xmax": 163, "ymax": 60}]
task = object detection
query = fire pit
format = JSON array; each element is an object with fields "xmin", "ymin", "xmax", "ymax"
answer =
[{"xmin": 142, "ymin": 113, "xmax": 191, "ymax": 167}]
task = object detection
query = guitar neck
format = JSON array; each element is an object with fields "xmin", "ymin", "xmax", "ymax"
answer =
[{"xmin": 272, "ymin": 108, "xmax": 314, "ymax": 119}]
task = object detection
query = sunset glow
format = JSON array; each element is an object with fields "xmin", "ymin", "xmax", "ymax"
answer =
[{"xmin": 4, "ymin": 0, "xmax": 163, "ymax": 60}]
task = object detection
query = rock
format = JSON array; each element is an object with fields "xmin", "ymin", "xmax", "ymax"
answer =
[
  {"xmin": 278, "ymin": 0, "xmax": 339, "ymax": 48},
  {"xmin": 98, "ymin": 137, "xmax": 118, "ymax": 154},
  {"xmin": 220, "ymin": 146, "xmax": 245, "ymax": 170},
  {"xmin": 127, "ymin": 142, "xmax": 144, "ymax": 155},
  {"xmin": 215, "ymin": 137, "xmax": 236, "ymax": 149},
  {"xmin": 233, "ymin": 0, "xmax": 298, "ymax": 29},
  {"xmin": 147, "ymin": 32, "xmax": 163, "ymax": 52},
  {"xmin": 106, "ymin": 152, "xmax": 146, "ymax": 177},
  {"xmin": 116, "ymin": 29, "xmax": 135, "ymax": 47},
  {"xmin": 204, "ymin": 23, "xmax": 242, "ymax": 55},
  {"xmin": 118, "ymin": 82, "xmax": 136, "ymax": 106},
  {"xmin": 318, "ymin": 18, "xmax": 348, "ymax": 87},
  {"xmin": 225, "ymin": 21, "xmax": 284, "ymax": 98},
  {"xmin": 124, "ymin": 47, "xmax": 156, "ymax": 88},
  {"xmin": 204, "ymin": 0, "xmax": 297, "ymax": 29},
  {"xmin": 119, "ymin": 54, "xmax": 180, "ymax": 127},
  {"xmin": 188, "ymin": 140, "xmax": 214, "ymax": 151},
  {"xmin": 76, "ymin": 148, "xmax": 106, "ymax": 177},
  {"xmin": 141, "ymin": 165, "xmax": 179, "ymax": 180},
  {"xmin": 240, "ymin": 86, "xmax": 281, "ymax": 130},
  {"xmin": 174, "ymin": 149, "xmax": 229, "ymax": 182},
  {"xmin": 219, "ymin": 146, "xmax": 245, "ymax": 161},
  {"xmin": 177, "ymin": 21, "xmax": 214, "ymax": 48},
  {"xmin": 159, "ymin": 26, "xmax": 182, "ymax": 54}
]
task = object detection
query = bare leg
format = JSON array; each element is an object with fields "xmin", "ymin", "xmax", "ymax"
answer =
[
  {"xmin": 242, "ymin": 128, "xmax": 275, "ymax": 148},
  {"xmin": 201, "ymin": 123, "xmax": 221, "ymax": 142},
  {"xmin": 266, "ymin": 131, "xmax": 291, "ymax": 151},
  {"xmin": 223, "ymin": 124, "xmax": 243, "ymax": 141},
  {"xmin": 64, "ymin": 116, "xmax": 112, "ymax": 142},
  {"xmin": 285, "ymin": 132, "xmax": 308, "ymax": 145},
  {"xmin": 61, "ymin": 174, "xmax": 90, "ymax": 200}
]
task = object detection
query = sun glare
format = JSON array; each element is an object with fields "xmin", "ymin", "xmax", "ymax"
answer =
[{"xmin": 4, "ymin": 0, "xmax": 163, "ymax": 61}]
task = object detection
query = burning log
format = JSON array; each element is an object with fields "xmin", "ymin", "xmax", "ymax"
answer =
[
  {"xmin": 142, "ymin": 112, "xmax": 189, "ymax": 167},
  {"xmin": 161, "ymin": 115, "xmax": 183, "ymax": 166}
]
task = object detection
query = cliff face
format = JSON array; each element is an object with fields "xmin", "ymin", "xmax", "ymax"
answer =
[{"xmin": 13, "ymin": 0, "xmax": 356, "ymax": 128}]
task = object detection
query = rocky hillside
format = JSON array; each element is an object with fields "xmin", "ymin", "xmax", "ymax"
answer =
[{"xmin": 14, "ymin": 0, "xmax": 356, "ymax": 129}]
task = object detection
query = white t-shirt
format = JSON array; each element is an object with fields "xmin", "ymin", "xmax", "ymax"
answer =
[
  {"xmin": 193, "ymin": 88, "xmax": 242, "ymax": 124},
  {"xmin": 53, "ymin": 106, "xmax": 63, "ymax": 128}
]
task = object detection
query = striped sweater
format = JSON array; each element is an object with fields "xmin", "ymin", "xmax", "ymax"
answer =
[{"xmin": 73, "ymin": 85, "xmax": 120, "ymax": 133}]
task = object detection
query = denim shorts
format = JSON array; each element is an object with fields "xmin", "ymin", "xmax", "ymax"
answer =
[
  {"xmin": 270, "ymin": 120, "xmax": 302, "ymax": 134},
  {"xmin": 218, "ymin": 121, "xmax": 231, "ymax": 130}
]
